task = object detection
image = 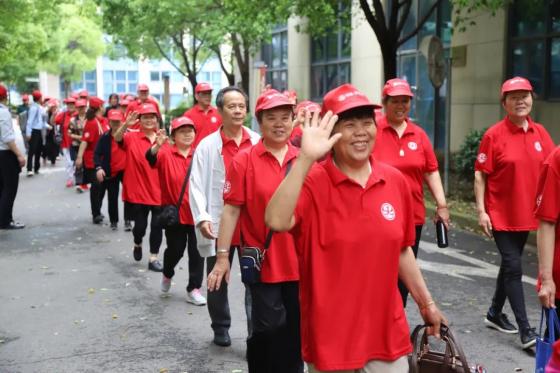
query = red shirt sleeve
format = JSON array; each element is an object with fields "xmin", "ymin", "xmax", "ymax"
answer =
[
  {"xmin": 535, "ymin": 157, "xmax": 560, "ymax": 223},
  {"xmin": 223, "ymin": 152, "xmax": 248, "ymax": 206},
  {"xmin": 539, "ymin": 126, "xmax": 556, "ymax": 158},
  {"xmin": 81, "ymin": 121, "xmax": 95, "ymax": 143},
  {"xmin": 54, "ymin": 112, "xmax": 64, "ymax": 125},
  {"xmin": 475, "ymin": 132, "xmax": 494, "ymax": 174},
  {"xmin": 421, "ymin": 130, "xmax": 439, "ymax": 172}
]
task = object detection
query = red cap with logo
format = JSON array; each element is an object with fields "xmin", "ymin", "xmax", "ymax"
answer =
[
  {"xmin": 71, "ymin": 93, "xmax": 79, "ymax": 100},
  {"xmin": 137, "ymin": 84, "xmax": 149, "ymax": 92},
  {"xmin": 501, "ymin": 76, "xmax": 533, "ymax": 96},
  {"xmin": 382, "ymin": 78, "xmax": 414, "ymax": 98},
  {"xmin": 107, "ymin": 109, "xmax": 124, "ymax": 122},
  {"xmin": 120, "ymin": 99, "xmax": 130, "ymax": 107},
  {"xmin": 255, "ymin": 89, "xmax": 294, "ymax": 116},
  {"xmin": 0, "ymin": 84, "xmax": 7, "ymax": 99},
  {"xmin": 295, "ymin": 100, "xmax": 321, "ymax": 115},
  {"xmin": 32, "ymin": 90, "xmax": 42, "ymax": 100},
  {"xmin": 89, "ymin": 96, "xmax": 105, "ymax": 109},
  {"xmin": 47, "ymin": 99, "xmax": 59, "ymax": 107},
  {"xmin": 63, "ymin": 97, "xmax": 76, "ymax": 104},
  {"xmin": 171, "ymin": 116, "xmax": 196, "ymax": 132},
  {"xmin": 321, "ymin": 84, "xmax": 380, "ymax": 116},
  {"xmin": 79, "ymin": 90, "xmax": 89, "ymax": 98},
  {"xmin": 195, "ymin": 82, "xmax": 213, "ymax": 93},
  {"xmin": 22, "ymin": 94, "xmax": 29, "ymax": 102},
  {"xmin": 76, "ymin": 99, "xmax": 87, "ymax": 108},
  {"xmin": 138, "ymin": 103, "xmax": 158, "ymax": 115}
]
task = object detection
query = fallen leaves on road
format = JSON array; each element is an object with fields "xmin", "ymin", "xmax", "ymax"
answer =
[
  {"xmin": 159, "ymin": 368, "xmax": 168, "ymax": 373},
  {"xmin": 88, "ymin": 288, "xmax": 95, "ymax": 294},
  {"xmin": 112, "ymin": 314, "xmax": 118, "ymax": 320}
]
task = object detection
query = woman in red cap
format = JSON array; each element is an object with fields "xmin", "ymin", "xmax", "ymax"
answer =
[
  {"xmin": 114, "ymin": 103, "xmax": 163, "ymax": 272},
  {"xmin": 56, "ymin": 98, "xmax": 77, "ymax": 187},
  {"xmin": 266, "ymin": 84, "xmax": 446, "ymax": 373},
  {"xmin": 208, "ymin": 89, "xmax": 302, "ymax": 372},
  {"xmin": 145, "ymin": 117, "xmax": 205, "ymax": 303},
  {"xmin": 475, "ymin": 76, "xmax": 555, "ymax": 349},
  {"xmin": 69, "ymin": 99, "xmax": 89, "ymax": 192},
  {"xmin": 76, "ymin": 97, "xmax": 110, "ymax": 224},
  {"xmin": 373, "ymin": 78, "xmax": 449, "ymax": 307}
]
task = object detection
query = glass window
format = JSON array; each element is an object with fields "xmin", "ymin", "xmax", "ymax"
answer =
[
  {"xmin": 512, "ymin": 0, "xmax": 546, "ymax": 37},
  {"xmin": 551, "ymin": 38, "xmax": 560, "ymax": 97},
  {"xmin": 116, "ymin": 83, "xmax": 126, "ymax": 93},
  {"xmin": 115, "ymin": 70, "xmax": 126, "ymax": 81},
  {"xmin": 262, "ymin": 26, "xmax": 288, "ymax": 91},
  {"xmin": 553, "ymin": 0, "xmax": 560, "ymax": 32},
  {"xmin": 272, "ymin": 33, "xmax": 281, "ymax": 68},
  {"xmin": 511, "ymin": 41, "xmax": 545, "ymax": 95},
  {"xmin": 150, "ymin": 71, "xmax": 160, "ymax": 81},
  {"xmin": 399, "ymin": 0, "xmax": 418, "ymax": 51},
  {"xmin": 86, "ymin": 82, "xmax": 96, "ymax": 94},
  {"xmin": 104, "ymin": 83, "xmax": 113, "ymax": 97},
  {"xmin": 127, "ymin": 71, "xmax": 138, "ymax": 81},
  {"xmin": 84, "ymin": 71, "xmax": 96, "ymax": 80},
  {"xmin": 128, "ymin": 83, "xmax": 137, "ymax": 93},
  {"xmin": 104, "ymin": 70, "xmax": 113, "ymax": 82}
]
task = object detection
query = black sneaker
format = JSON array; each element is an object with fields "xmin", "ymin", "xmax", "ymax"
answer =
[
  {"xmin": 92, "ymin": 215, "xmax": 104, "ymax": 224},
  {"xmin": 133, "ymin": 245, "xmax": 142, "ymax": 261},
  {"xmin": 148, "ymin": 259, "xmax": 163, "ymax": 272},
  {"xmin": 110, "ymin": 222, "xmax": 118, "ymax": 231},
  {"xmin": 124, "ymin": 220, "xmax": 132, "ymax": 232},
  {"xmin": 484, "ymin": 311, "xmax": 518, "ymax": 334},
  {"xmin": 213, "ymin": 330, "xmax": 231, "ymax": 347},
  {"xmin": 520, "ymin": 327, "xmax": 538, "ymax": 349}
]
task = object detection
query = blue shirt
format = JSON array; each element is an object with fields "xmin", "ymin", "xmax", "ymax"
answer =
[{"xmin": 25, "ymin": 103, "xmax": 46, "ymax": 137}]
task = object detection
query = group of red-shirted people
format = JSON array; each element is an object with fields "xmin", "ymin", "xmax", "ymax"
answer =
[{"xmin": 11, "ymin": 74, "xmax": 560, "ymax": 372}]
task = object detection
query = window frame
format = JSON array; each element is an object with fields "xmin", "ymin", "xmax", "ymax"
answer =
[{"xmin": 262, "ymin": 25, "xmax": 289, "ymax": 92}]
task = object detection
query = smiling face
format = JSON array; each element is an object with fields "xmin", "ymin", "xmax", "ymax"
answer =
[
  {"xmin": 259, "ymin": 106, "xmax": 293, "ymax": 147},
  {"xmin": 172, "ymin": 126, "xmax": 195, "ymax": 147},
  {"xmin": 219, "ymin": 91, "xmax": 247, "ymax": 130},
  {"xmin": 332, "ymin": 109, "xmax": 377, "ymax": 166},
  {"xmin": 140, "ymin": 113, "xmax": 158, "ymax": 132},
  {"xmin": 384, "ymin": 95, "xmax": 411, "ymax": 125},
  {"xmin": 138, "ymin": 90, "xmax": 149, "ymax": 101},
  {"xmin": 502, "ymin": 90, "xmax": 533, "ymax": 120}
]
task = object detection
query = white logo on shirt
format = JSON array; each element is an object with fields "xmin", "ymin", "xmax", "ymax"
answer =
[
  {"xmin": 211, "ymin": 116, "xmax": 217, "ymax": 123},
  {"xmin": 408, "ymin": 141, "xmax": 418, "ymax": 151},
  {"xmin": 84, "ymin": 132, "xmax": 90, "ymax": 139},
  {"xmin": 380, "ymin": 203, "xmax": 396, "ymax": 221},
  {"xmin": 223, "ymin": 180, "xmax": 231, "ymax": 194},
  {"xmin": 535, "ymin": 141, "xmax": 542, "ymax": 152},
  {"xmin": 536, "ymin": 194, "xmax": 543, "ymax": 207},
  {"xmin": 477, "ymin": 153, "xmax": 487, "ymax": 163}
]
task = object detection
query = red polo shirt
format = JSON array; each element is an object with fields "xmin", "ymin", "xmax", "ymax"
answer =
[
  {"xmin": 373, "ymin": 116, "xmax": 439, "ymax": 225},
  {"xmin": 120, "ymin": 131, "xmax": 161, "ymax": 206},
  {"xmin": 220, "ymin": 128, "xmax": 253, "ymax": 246},
  {"xmin": 55, "ymin": 110, "xmax": 76, "ymax": 149},
  {"xmin": 475, "ymin": 116, "xmax": 555, "ymax": 231},
  {"xmin": 152, "ymin": 144, "xmax": 194, "ymax": 225},
  {"xmin": 125, "ymin": 98, "xmax": 161, "ymax": 131},
  {"xmin": 291, "ymin": 154, "xmax": 415, "ymax": 371},
  {"xmin": 110, "ymin": 137, "xmax": 126, "ymax": 176},
  {"xmin": 184, "ymin": 104, "xmax": 221, "ymax": 148},
  {"xmin": 535, "ymin": 147, "xmax": 560, "ymax": 298},
  {"xmin": 224, "ymin": 140, "xmax": 299, "ymax": 283},
  {"xmin": 82, "ymin": 117, "xmax": 110, "ymax": 169}
]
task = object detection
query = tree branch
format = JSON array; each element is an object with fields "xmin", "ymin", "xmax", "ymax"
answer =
[
  {"xmin": 395, "ymin": 0, "xmax": 412, "ymax": 36},
  {"xmin": 359, "ymin": 0, "xmax": 384, "ymax": 39},
  {"xmin": 398, "ymin": 0, "xmax": 442, "ymax": 47},
  {"xmin": 172, "ymin": 31, "xmax": 193, "ymax": 78},
  {"xmin": 153, "ymin": 37, "xmax": 188, "ymax": 78}
]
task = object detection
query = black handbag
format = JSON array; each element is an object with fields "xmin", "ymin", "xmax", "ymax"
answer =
[
  {"xmin": 157, "ymin": 159, "xmax": 193, "ymax": 229},
  {"xmin": 240, "ymin": 159, "xmax": 293, "ymax": 285},
  {"xmin": 409, "ymin": 324, "xmax": 470, "ymax": 373}
]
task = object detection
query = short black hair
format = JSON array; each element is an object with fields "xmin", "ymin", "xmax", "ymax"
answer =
[
  {"xmin": 215, "ymin": 86, "xmax": 249, "ymax": 111},
  {"xmin": 336, "ymin": 106, "xmax": 375, "ymax": 122},
  {"xmin": 85, "ymin": 107, "xmax": 98, "ymax": 120}
]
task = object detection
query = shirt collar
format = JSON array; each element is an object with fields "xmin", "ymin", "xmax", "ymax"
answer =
[
  {"xmin": 220, "ymin": 127, "xmax": 251, "ymax": 145},
  {"xmin": 171, "ymin": 144, "xmax": 193, "ymax": 159},
  {"xmin": 324, "ymin": 153, "xmax": 385, "ymax": 188},
  {"xmin": 196, "ymin": 104, "xmax": 215, "ymax": 114},
  {"xmin": 378, "ymin": 115, "xmax": 416, "ymax": 136},
  {"xmin": 504, "ymin": 116, "xmax": 535, "ymax": 133},
  {"xmin": 254, "ymin": 139, "xmax": 299, "ymax": 166}
]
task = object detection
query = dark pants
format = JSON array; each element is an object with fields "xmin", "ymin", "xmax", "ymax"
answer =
[
  {"xmin": 163, "ymin": 224, "xmax": 204, "ymax": 292},
  {"xmin": 247, "ymin": 281, "xmax": 303, "ymax": 373},
  {"xmin": 85, "ymin": 168, "xmax": 107, "ymax": 219},
  {"xmin": 0, "ymin": 151, "xmax": 21, "ymax": 227},
  {"xmin": 207, "ymin": 248, "xmax": 253, "ymax": 336},
  {"xmin": 42, "ymin": 129, "xmax": 58, "ymax": 164},
  {"xmin": 398, "ymin": 225, "xmax": 424, "ymax": 307},
  {"xmin": 27, "ymin": 129, "xmax": 43, "ymax": 172},
  {"xmin": 105, "ymin": 172, "xmax": 122, "ymax": 224},
  {"xmin": 131, "ymin": 203, "xmax": 162, "ymax": 254},
  {"xmin": 489, "ymin": 230, "xmax": 530, "ymax": 330}
]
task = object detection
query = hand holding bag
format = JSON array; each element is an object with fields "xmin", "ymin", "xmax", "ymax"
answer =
[
  {"xmin": 409, "ymin": 324, "xmax": 470, "ymax": 373},
  {"xmin": 157, "ymin": 159, "xmax": 193, "ymax": 229},
  {"xmin": 536, "ymin": 307, "xmax": 560, "ymax": 373}
]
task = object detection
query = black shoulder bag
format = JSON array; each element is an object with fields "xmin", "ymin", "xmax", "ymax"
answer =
[
  {"xmin": 157, "ymin": 159, "xmax": 194, "ymax": 229},
  {"xmin": 240, "ymin": 159, "xmax": 293, "ymax": 285}
]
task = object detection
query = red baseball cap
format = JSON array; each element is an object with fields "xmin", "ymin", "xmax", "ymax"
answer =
[
  {"xmin": 71, "ymin": 93, "xmax": 79, "ymax": 99},
  {"xmin": 382, "ymin": 78, "xmax": 414, "ymax": 98},
  {"xmin": 138, "ymin": 103, "xmax": 158, "ymax": 115},
  {"xmin": 89, "ymin": 96, "xmax": 105, "ymax": 109},
  {"xmin": 0, "ymin": 84, "xmax": 7, "ymax": 99},
  {"xmin": 295, "ymin": 100, "xmax": 321, "ymax": 114},
  {"xmin": 120, "ymin": 99, "xmax": 130, "ymax": 107},
  {"xmin": 32, "ymin": 90, "xmax": 42, "ymax": 100},
  {"xmin": 171, "ymin": 116, "xmax": 196, "ymax": 132},
  {"xmin": 22, "ymin": 94, "xmax": 29, "ymax": 102},
  {"xmin": 137, "ymin": 84, "xmax": 149, "ymax": 92},
  {"xmin": 107, "ymin": 109, "xmax": 123, "ymax": 122},
  {"xmin": 79, "ymin": 90, "xmax": 89, "ymax": 98},
  {"xmin": 501, "ymin": 76, "xmax": 533, "ymax": 96},
  {"xmin": 321, "ymin": 84, "xmax": 380, "ymax": 116},
  {"xmin": 47, "ymin": 99, "xmax": 59, "ymax": 107},
  {"xmin": 255, "ymin": 89, "xmax": 294, "ymax": 116},
  {"xmin": 63, "ymin": 97, "xmax": 76, "ymax": 104},
  {"xmin": 76, "ymin": 99, "xmax": 87, "ymax": 108},
  {"xmin": 126, "ymin": 95, "xmax": 136, "ymax": 101},
  {"xmin": 195, "ymin": 82, "xmax": 213, "ymax": 93}
]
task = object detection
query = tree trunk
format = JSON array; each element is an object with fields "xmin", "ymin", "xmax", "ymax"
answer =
[
  {"xmin": 63, "ymin": 80, "xmax": 70, "ymax": 98},
  {"xmin": 380, "ymin": 41, "xmax": 398, "ymax": 82}
]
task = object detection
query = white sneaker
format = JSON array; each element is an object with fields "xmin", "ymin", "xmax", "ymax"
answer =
[
  {"xmin": 161, "ymin": 275, "xmax": 171, "ymax": 293},
  {"xmin": 187, "ymin": 288, "xmax": 206, "ymax": 306},
  {"xmin": 27, "ymin": 171, "xmax": 33, "ymax": 177}
]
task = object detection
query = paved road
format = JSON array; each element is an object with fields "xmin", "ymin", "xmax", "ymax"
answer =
[{"xmin": 0, "ymin": 164, "xmax": 542, "ymax": 372}]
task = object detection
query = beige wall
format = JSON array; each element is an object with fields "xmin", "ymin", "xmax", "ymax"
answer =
[{"xmin": 287, "ymin": 17, "xmax": 311, "ymax": 100}]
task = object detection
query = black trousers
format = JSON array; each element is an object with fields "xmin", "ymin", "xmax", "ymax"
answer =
[
  {"xmin": 398, "ymin": 224, "xmax": 424, "ymax": 307},
  {"xmin": 131, "ymin": 203, "xmax": 162, "ymax": 254},
  {"xmin": 207, "ymin": 248, "xmax": 253, "ymax": 336},
  {"xmin": 163, "ymin": 224, "xmax": 204, "ymax": 292},
  {"xmin": 27, "ymin": 129, "xmax": 43, "ymax": 172},
  {"xmin": 85, "ymin": 168, "xmax": 107, "ymax": 219},
  {"xmin": 489, "ymin": 230, "xmax": 531, "ymax": 330},
  {"xmin": 0, "ymin": 151, "xmax": 21, "ymax": 227},
  {"xmin": 247, "ymin": 281, "xmax": 303, "ymax": 373},
  {"xmin": 105, "ymin": 172, "xmax": 122, "ymax": 224}
]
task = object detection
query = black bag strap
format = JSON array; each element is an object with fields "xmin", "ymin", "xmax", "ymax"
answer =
[
  {"xmin": 263, "ymin": 158, "xmax": 293, "ymax": 250},
  {"xmin": 176, "ymin": 156, "xmax": 194, "ymax": 209}
]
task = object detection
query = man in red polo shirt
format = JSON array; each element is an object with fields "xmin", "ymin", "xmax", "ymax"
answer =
[
  {"xmin": 125, "ymin": 84, "xmax": 161, "ymax": 131},
  {"xmin": 56, "ymin": 98, "xmax": 77, "ymax": 187},
  {"xmin": 183, "ymin": 82, "xmax": 222, "ymax": 148},
  {"xmin": 266, "ymin": 84, "xmax": 446, "ymax": 372}
]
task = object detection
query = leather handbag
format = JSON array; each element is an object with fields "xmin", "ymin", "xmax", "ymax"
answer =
[
  {"xmin": 157, "ymin": 159, "xmax": 193, "ymax": 229},
  {"xmin": 535, "ymin": 307, "xmax": 560, "ymax": 373},
  {"xmin": 409, "ymin": 324, "xmax": 470, "ymax": 373}
]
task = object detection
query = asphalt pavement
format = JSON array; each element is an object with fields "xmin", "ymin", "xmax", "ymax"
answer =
[{"xmin": 0, "ymin": 162, "xmax": 542, "ymax": 373}]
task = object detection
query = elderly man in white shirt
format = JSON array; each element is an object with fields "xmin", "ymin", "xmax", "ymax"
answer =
[
  {"xmin": 189, "ymin": 86, "xmax": 260, "ymax": 347},
  {"xmin": 0, "ymin": 84, "xmax": 26, "ymax": 229}
]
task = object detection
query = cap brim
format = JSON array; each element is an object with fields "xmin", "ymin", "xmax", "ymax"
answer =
[
  {"xmin": 172, "ymin": 123, "xmax": 196, "ymax": 132},
  {"xmin": 384, "ymin": 89, "xmax": 414, "ymax": 97},
  {"xmin": 331, "ymin": 102, "xmax": 381, "ymax": 116},
  {"xmin": 257, "ymin": 101, "xmax": 294, "ymax": 114}
]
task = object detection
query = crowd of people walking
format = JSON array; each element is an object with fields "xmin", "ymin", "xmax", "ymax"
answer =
[{"xmin": 1, "ymin": 74, "xmax": 560, "ymax": 372}]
